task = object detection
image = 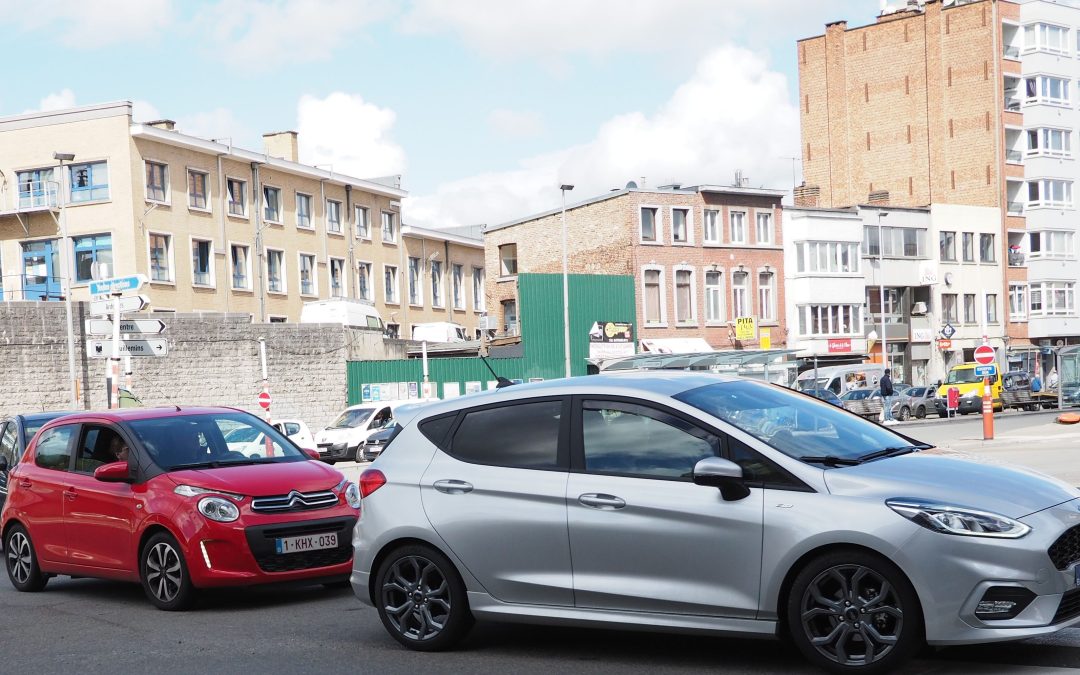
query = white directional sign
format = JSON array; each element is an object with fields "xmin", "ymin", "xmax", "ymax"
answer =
[
  {"xmin": 88, "ymin": 274, "xmax": 148, "ymax": 296},
  {"xmin": 89, "ymin": 294, "xmax": 149, "ymax": 316},
  {"xmin": 86, "ymin": 338, "xmax": 168, "ymax": 358},
  {"xmin": 85, "ymin": 319, "xmax": 167, "ymax": 336}
]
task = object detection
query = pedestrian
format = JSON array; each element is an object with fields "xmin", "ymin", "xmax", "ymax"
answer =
[
  {"xmin": 1032, "ymin": 374, "xmax": 1042, "ymax": 394},
  {"xmin": 880, "ymin": 368, "xmax": 896, "ymax": 424},
  {"xmin": 1050, "ymin": 370, "xmax": 1059, "ymax": 389}
]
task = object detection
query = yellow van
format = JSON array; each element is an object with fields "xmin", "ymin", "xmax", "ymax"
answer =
[{"xmin": 933, "ymin": 363, "xmax": 1003, "ymax": 415}]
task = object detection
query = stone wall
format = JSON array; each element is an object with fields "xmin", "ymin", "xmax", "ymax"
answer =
[{"xmin": 0, "ymin": 302, "xmax": 404, "ymax": 431}]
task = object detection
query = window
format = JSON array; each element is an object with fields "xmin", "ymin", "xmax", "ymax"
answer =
[
  {"xmin": 452, "ymin": 264, "xmax": 464, "ymax": 309},
  {"xmin": 263, "ymin": 186, "xmax": 281, "ymax": 222},
  {"xmin": 499, "ymin": 244, "xmax": 517, "ymax": 276},
  {"xmin": 1009, "ymin": 283, "xmax": 1028, "ymax": 321},
  {"xmin": 33, "ymin": 425, "xmax": 75, "ymax": 471},
  {"xmin": 674, "ymin": 269, "xmax": 694, "ymax": 323},
  {"xmin": 17, "ymin": 168, "xmax": 55, "ymax": 208},
  {"xmin": 450, "ymin": 400, "xmax": 563, "ymax": 469},
  {"xmin": 330, "ymin": 258, "xmax": 345, "ymax": 298},
  {"xmin": 430, "ymin": 261, "xmax": 444, "ymax": 308},
  {"xmin": 358, "ymin": 262, "xmax": 372, "ymax": 301},
  {"xmin": 1027, "ymin": 127, "xmax": 1072, "ymax": 157},
  {"xmin": 0, "ymin": 423, "xmax": 17, "ymax": 469},
  {"xmin": 326, "ymin": 199, "xmax": 342, "ymax": 233},
  {"xmin": 758, "ymin": 272, "xmax": 775, "ymax": 321},
  {"xmin": 1029, "ymin": 230, "xmax": 1075, "ymax": 258},
  {"xmin": 732, "ymin": 271, "xmax": 749, "ymax": 318},
  {"xmin": 939, "ymin": 231, "xmax": 956, "ymax": 261},
  {"xmin": 862, "ymin": 225, "xmax": 926, "ymax": 258},
  {"xmin": 962, "ymin": 232, "xmax": 975, "ymax": 262},
  {"xmin": 986, "ymin": 294, "xmax": 999, "ymax": 324},
  {"xmin": 640, "ymin": 207, "xmax": 658, "ymax": 242},
  {"xmin": 356, "ymin": 206, "xmax": 370, "ymax": 238},
  {"xmin": 297, "ymin": 253, "xmax": 315, "ymax": 295},
  {"xmin": 149, "ymin": 233, "xmax": 172, "ymax": 282},
  {"xmin": 705, "ymin": 270, "xmax": 724, "ymax": 323},
  {"xmin": 384, "ymin": 265, "xmax": 399, "ymax": 303},
  {"xmin": 942, "ymin": 293, "xmax": 958, "ymax": 323},
  {"xmin": 755, "ymin": 212, "xmax": 773, "ymax": 244},
  {"xmin": 703, "ymin": 209, "xmax": 720, "ymax": 244},
  {"xmin": 1024, "ymin": 75, "xmax": 1070, "ymax": 106},
  {"xmin": 75, "ymin": 426, "xmax": 126, "ymax": 474},
  {"xmin": 188, "ymin": 169, "xmax": 209, "ymax": 209},
  {"xmin": 296, "ymin": 193, "xmax": 312, "ymax": 228},
  {"xmin": 1024, "ymin": 23, "xmax": 1069, "ymax": 54},
  {"xmin": 231, "ymin": 244, "xmax": 251, "ymax": 290},
  {"xmin": 730, "ymin": 211, "xmax": 747, "ymax": 244},
  {"xmin": 227, "ymin": 178, "xmax": 247, "ymax": 217},
  {"xmin": 672, "ymin": 208, "xmax": 689, "ymax": 243},
  {"xmin": 73, "ymin": 234, "xmax": 113, "ymax": 283},
  {"xmin": 644, "ymin": 268, "xmax": 663, "ymax": 324},
  {"xmin": 582, "ymin": 401, "xmax": 717, "ymax": 479},
  {"xmin": 69, "ymin": 161, "xmax": 109, "ymax": 203},
  {"xmin": 1030, "ymin": 281, "xmax": 1075, "ymax": 316},
  {"xmin": 1027, "ymin": 179, "xmax": 1073, "ymax": 207},
  {"xmin": 267, "ymin": 249, "xmax": 285, "ymax": 293},
  {"xmin": 979, "ymin": 233, "xmax": 996, "ymax": 263},
  {"xmin": 408, "ymin": 257, "xmax": 422, "ymax": 305},
  {"xmin": 191, "ymin": 239, "xmax": 213, "ymax": 286},
  {"xmin": 798, "ymin": 305, "xmax": 863, "ymax": 337},
  {"xmin": 472, "ymin": 266, "xmax": 486, "ymax": 311},
  {"xmin": 502, "ymin": 299, "xmax": 518, "ymax": 334},
  {"xmin": 381, "ymin": 211, "xmax": 396, "ymax": 242},
  {"xmin": 795, "ymin": 242, "xmax": 860, "ymax": 274},
  {"xmin": 964, "ymin": 294, "xmax": 977, "ymax": 324},
  {"xmin": 145, "ymin": 161, "xmax": 168, "ymax": 202}
]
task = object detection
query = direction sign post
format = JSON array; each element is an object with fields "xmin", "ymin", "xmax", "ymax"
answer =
[
  {"xmin": 973, "ymin": 344, "xmax": 996, "ymax": 441},
  {"xmin": 88, "ymin": 274, "xmax": 148, "ymax": 297},
  {"xmin": 89, "ymin": 295, "xmax": 149, "ymax": 317},
  {"xmin": 974, "ymin": 365, "xmax": 997, "ymax": 378},
  {"xmin": 85, "ymin": 319, "xmax": 167, "ymax": 336},
  {"xmin": 86, "ymin": 339, "xmax": 168, "ymax": 358}
]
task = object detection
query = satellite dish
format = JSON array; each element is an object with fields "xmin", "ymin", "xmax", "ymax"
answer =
[{"xmin": 625, "ymin": 181, "xmax": 638, "ymax": 189}]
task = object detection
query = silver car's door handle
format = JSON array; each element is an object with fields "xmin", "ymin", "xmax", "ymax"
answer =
[
  {"xmin": 578, "ymin": 493, "xmax": 626, "ymax": 510},
  {"xmin": 433, "ymin": 479, "xmax": 474, "ymax": 495}
]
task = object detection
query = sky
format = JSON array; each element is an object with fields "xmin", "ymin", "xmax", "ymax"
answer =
[{"xmin": 1, "ymin": 0, "xmax": 878, "ymax": 229}]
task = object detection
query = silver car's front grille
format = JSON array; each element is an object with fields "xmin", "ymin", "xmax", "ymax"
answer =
[{"xmin": 251, "ymin": 489, "xmax": 339, "ymax": 513}]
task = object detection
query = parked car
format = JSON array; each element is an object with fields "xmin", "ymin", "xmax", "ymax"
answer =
[
  {"xmin": 350, "ymin": 372, "xmax": 1080, "ymax": 673},
  {"xmin": 893, "ymin": 386, "xmax": 937, "ymax": 420},
  {"xmin": 273, "ymin": 419, "xmax": 316, "ymax": 450},
  {"xmin": 1000, "ymin": 371, "xmax": 1038, "ymax": 412},
  {"xmin": 357, "ymin": 423, "xmax": 401, "ymax": 462},
  {"xmin": 315, "ymin": 402, "xmax": 406, "ymax": 464},
  {"xmin": 839, "ymin": 388, "xmax": 882, "ymax": 420},
  {"xmin": 802, "ymin": 389, "xmax": 842, "ymax": 407},
  {"xmin": 0, "ymin": 411, "xmax": 78, "ymax": 511},
  {"xmin": 2, "ymin": 407, "xmax": 361, "ymax": 610}
]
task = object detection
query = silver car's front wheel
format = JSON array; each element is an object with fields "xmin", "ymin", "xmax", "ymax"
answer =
[{"xmin": 375, "ymin": 544, "xmax": 473, "ymax": 651}]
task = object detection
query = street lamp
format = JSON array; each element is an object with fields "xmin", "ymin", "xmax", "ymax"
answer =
[
  {"xmin": 53, "ymin": 152, "xmax": 79, "ymax": 408},
  {"xmin": 876, "ymin": 211, "xmax": 889, "ymax": 373},
  {"xmin": 560, "ymin": 184, "xmax": 574, "ymax": 379}
]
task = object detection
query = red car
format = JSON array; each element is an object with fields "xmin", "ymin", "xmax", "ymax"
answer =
[{"xmin": 1, "ymin": 407, "xmax": 361, "ymax": 610}]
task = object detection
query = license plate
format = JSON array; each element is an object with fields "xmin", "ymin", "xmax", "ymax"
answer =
[{"xmin": 275, "ymin": 532, "xmax": 338, "ymax": 554}]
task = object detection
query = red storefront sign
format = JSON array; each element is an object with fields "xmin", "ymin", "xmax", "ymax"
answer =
[{"xmin": 827, "ymin": 338, "xmax": 852, "ymax": 353}]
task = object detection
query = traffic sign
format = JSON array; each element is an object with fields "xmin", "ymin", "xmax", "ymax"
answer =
[
  {"xmin": 937, "ymin": 339, "xmax": 953, "ymax": 350},
  {"xmin": 88, "ymin": 274, "xmax": 147, "ymax": 296},
  {"xmin": 85, "ymin": 318, "xmax": 167, "ymax": 336},
  {"xmin": 975, "ymin": 365, "xmax": 997, "ymax": 378},
  {"xmin": 89, "ymin": 294, "xmax": 149, "ymax": 316},
  {"xmin": 258, "ymin": 391, "xmax": 272, "ymax": 410},
  {"xmin": 85, "ymin": 338, "xmax": 168, "ymax": 358},
  {"xmin": 941, "ymin": 323, "xmax": 956, "ymax": 339},
  {"xmin": 974, "ymin": 344, "xmax": 995, "ymax": 365}
]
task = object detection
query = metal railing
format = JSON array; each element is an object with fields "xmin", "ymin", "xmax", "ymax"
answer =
[
  {"xmin": 1005, "ymin": 98, "xmax": 1022, "ymax": 112},
  {"xmin": 0, "ymin": 274, "xmax": 66, "ymax": 301},
  {"xmin": 6, "ymin": 180, "xmax": 60, "ymax": 212},
  {"xmin": 1004, "ymin": 44, "xmax": 1020, "ymax": 59},
  {"xmin": 1007, "ymin": 201, "xmax": 1025, "ymax": 215},
  {"xmin": 1006, "ymin": 149, "xmax": 1024, "ymax": 164}
]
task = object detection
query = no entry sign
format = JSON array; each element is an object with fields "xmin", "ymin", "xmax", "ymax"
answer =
[
  {"xmin": 258, "ymin": 391, "xmax": 272, "ymax": 410},
  {"xmin": 974, "ymin": 345, "xmax": 995, "ymax": 366}
]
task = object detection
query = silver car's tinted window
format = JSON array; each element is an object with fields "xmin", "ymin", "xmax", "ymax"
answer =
[
  {"xmin": 581, "ymin": 401, "xmax": 717, "ymax": 479},
  {"xmin": 675, "ymin": 380, "xmax": 911, "ymax": 462},
  {"xmin": 450, "ymin": 400, "xmax": 561, "ymax": 469}
]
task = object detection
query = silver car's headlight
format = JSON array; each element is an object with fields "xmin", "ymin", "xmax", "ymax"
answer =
[
  {"xmin": 886, "ymin": 499, "xmax": 1031, "ymax": 539},
  {"xmin": 198, "ymin": 496, "xmax": 240, "ymax": 522}
]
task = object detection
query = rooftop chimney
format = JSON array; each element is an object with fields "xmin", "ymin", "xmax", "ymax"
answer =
[
  {"xmin": 263, "ymin": 130, "xmax": 299, "ymax": 162},
  {"xmin": 147, "ymin": 119, "xmax": 176, "ymax": 131},
  {"xmin": 793, "ymin": 183, "xmax": 821, "ymax": 207}
]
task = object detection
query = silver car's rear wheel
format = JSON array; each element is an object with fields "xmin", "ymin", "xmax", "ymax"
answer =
[
  {"xmin": 801, "ymin": 565, "xmax": 902, "ymax": 666},
  {"xmin": 375, "ymin": 544, "xmax": 473, "ymax": 651}
]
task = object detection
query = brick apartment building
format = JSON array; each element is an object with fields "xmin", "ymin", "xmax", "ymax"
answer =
[
  {"xmin": 0, "ymin": 101, "xmax": 484, "ymax": 336},
  {"xmin": 484, "ymin": 183, "xmax": 786, "ymax": 352},
  {"xmin": 796, "ymin": 0, "xmax": 1079, "ymax": 375}
]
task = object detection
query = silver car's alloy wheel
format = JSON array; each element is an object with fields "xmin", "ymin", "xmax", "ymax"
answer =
[
  {"xmin": 146, "ymin": 542, "xmax": 183, "ymax": 604},
  {"xmin": 800, "ymin": 564, "xmax": 903, "ymax": 667},
  {"xmin": 7, "ymin": 532, "xmax": 31, "ymax": 585},
  {"xmin": 381, "ymin": 555, "xmax": 451, "ymax": 641}
]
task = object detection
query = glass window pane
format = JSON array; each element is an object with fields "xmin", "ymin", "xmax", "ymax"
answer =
[{"xmin": 451, "ymin": 401, "xmax": 562, "ymax": 468}]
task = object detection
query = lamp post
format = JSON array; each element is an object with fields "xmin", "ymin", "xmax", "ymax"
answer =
[
  {"xmin": 54, "ymin": 152, "xmax": 79, "ymax": 408},
  {"xmin": 560, "ymin": 184, "xmax": 574, "ymax": 379},
  {"xmin": 876, "ymin": 211, "xmax": 889, "ymax": 373}
]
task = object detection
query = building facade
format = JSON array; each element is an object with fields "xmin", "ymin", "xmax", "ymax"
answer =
[
  {"xmin": 484, "ymin": 184, "xmax": 787, "ymax": 352},
  {"xmin": 0, "ymin": 101, "xmax": 484, "ymax": 334}
]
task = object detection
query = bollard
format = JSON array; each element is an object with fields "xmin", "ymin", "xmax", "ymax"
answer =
[{"xmin": 982, "ymin": 376, "xmax": 994, "ymax": 440}]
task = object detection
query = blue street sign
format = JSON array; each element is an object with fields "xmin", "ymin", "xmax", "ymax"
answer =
[
  {"xmin": 940, "ymin": 323, "xmax": 956, "ymax": 339},
  {"xmin": 974, "ymin": 365, "xmax": 997, "ymax": 378},
  {"xmin": 89, "ymin": 274, "xmax": 148, "ymax": 296}
]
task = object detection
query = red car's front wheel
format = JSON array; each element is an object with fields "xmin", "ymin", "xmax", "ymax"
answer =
[{"xmin": 140, "ymin": 532, "xmax": 195, "ymax": 611}]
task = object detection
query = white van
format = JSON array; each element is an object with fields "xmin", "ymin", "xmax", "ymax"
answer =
[
  {"xmin": 313, "ymin": 401, "xmax": 410, "ymax": 464},
  {"xmin": 300, "ymin": 299, "xmax": 384, "ymax": 331},
  {"xmin": 795, "ymin": 363, "xmax": 884, "ymax": 397},
  {"xmin": 411, "ymin": 322, "xmax": 468, "ymax": 342}
]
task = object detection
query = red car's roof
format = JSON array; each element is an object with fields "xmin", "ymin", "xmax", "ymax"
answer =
[{"xmin": 45, "ymin": 406, "xmax": 247, "ymax": 423}]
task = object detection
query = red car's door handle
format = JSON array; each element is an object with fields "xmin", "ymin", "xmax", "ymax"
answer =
[
  {"xmin": 64, "ymin": 488, "xmax": 77, "ymax": 501},
  {"xmin": 18, "ymin": 480, "xmax": 31, "ymax": 489}
]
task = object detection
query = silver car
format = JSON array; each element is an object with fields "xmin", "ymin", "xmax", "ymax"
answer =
[{"xmin": 350, "ymin": 373, "xmax": 1080, "ymax": 673}]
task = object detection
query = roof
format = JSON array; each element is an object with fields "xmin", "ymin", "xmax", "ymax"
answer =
[
  {"xmin": 401, "ymin": 223, "xmax": 483, "ymax": 248},
  {"xmin": 15, "ymin": 410, "xmax": 80, "ymax": 423},
  {"xmin": 37, "ymin": 406, "xmax": 248, "ymax": 424}
]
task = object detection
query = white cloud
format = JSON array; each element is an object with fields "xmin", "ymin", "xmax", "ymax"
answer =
[
  {"xmin": 296, "ymin": 92, "xmax": 406, "ymax": 178},
  {"xmin": 0, "ymin": 0, "xmax": 174, "ymax": 48},
  {"xmin": 132, "ymin": 99, "xmax": 162, "ymax": 123},
  {"xmin": 177, "ymin": 108, "xmax": 253, "ymax": 147},
  {"xmin": 195, "ymin": 0, "xmax": 393, "ymax": 70},
  {"xmin": 407, "ymin": 45, "xmax": 799, "ymax": 229},
  {"xmin": 27, "ymin": 89, "xmax": 78, "ymax": 113},
  {"xmin": 488, "ymin": 109, "xmax": 545, "ymax": 139}
]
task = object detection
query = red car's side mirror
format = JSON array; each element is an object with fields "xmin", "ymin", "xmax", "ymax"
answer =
[
  {"xmin": 94, "ymin": 461, "xmax": 131, "ymax": 483},
  {"xmin": 303, "ymin": 448, "xmax": 321, "ymax": 460}
]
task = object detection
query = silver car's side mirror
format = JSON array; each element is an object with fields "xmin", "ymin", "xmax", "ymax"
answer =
[{"xmin": 693, "ymin": 457, "xmax": 750, "ymax": 501}]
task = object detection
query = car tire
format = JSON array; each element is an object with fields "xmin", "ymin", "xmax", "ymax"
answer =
[
  {"xmin": 786, "ymin": 549, "xmax": 923, "ymax": 675},
  {"xmin": 356, "ymin": 446, "xmax": 367, "ymax": 463},
  {"xmin": 914, "ymin": 406, "xmax": 926, "ymax": 419},
  {"xmin": 140, "ymin": 532, "xmax": 195, "ymax": 611},
  {"xmin": 374, "ymin": 544, "xmax": 474, "ymax": 651},
  {"xmin": 897, "ymin": 406, "xmax": 910, "ymax": 421},
  {"xmin": 4, "ymin": 524, "xmax": 48, "ymax": 592}
]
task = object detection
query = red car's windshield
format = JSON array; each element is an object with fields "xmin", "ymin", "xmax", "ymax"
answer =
[{"xmin": 125, "ymin": 412, "xmax": 306, "ymax": 471}]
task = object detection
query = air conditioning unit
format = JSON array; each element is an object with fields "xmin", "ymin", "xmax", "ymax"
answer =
[{"xmin": 911, "ymin": 302, "xmax": 928, "ymax": 316}]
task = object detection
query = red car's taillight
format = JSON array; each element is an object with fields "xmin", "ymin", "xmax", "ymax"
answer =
[{"xmin": 359, "ymin": 469, "xmax": 386, "ymax": 498}]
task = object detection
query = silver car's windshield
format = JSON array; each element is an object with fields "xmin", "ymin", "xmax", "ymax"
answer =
[{"xmin": 674, "ymin": 380, "xmax": 919, "ymax": 463}]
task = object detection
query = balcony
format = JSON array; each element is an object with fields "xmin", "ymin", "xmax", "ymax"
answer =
[
  {"xmin": 1004, "ymin": 44, "xmax": 1020, "ymax": 59},
  {"xmin": 1, "ymin": 181, "xmax": 60, "ymax": 215},
  {"xmin": 1007, "ymin": 201, "xmax": 1025, "ymax": 216},
  {"xmin": 1006, "ymin": 149, "xmax": 1024, "ymax": 164}
]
